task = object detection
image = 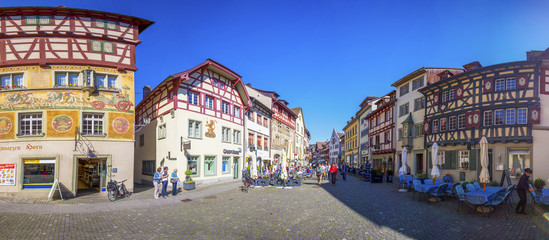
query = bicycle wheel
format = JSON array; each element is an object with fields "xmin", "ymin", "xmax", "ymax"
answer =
[
  {"xmin": 108, "ymin": 189, "xmax": 117, "ymax": 202},
  {"xmin": 122, "ymin": 184, "xmax": 131, "ymax": 198}
]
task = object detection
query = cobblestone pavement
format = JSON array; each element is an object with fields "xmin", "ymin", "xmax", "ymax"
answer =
[{"xmin": 1, "ymin": 175, "xmax": 549, "ymax": 239}]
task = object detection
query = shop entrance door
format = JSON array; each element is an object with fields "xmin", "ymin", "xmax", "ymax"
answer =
[
  {"xmin": 77, "ymin": 158, "xmax": 107, "ymax": 196},
  {"xmin": 416, "ymin": 154, "xmax": 424, "ymax": 173}
]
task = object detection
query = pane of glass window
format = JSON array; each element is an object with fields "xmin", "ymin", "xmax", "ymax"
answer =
[
  {"xmin": 204, "ymin": 156, "xmax": 215, "ymax": 175},
  {"xmin": 24, "ymin": 162, "xmax": 54, "ymax": 184},
  {"xmin": 518, "ymin": 108, "xmax": 527, "ymax": 124},
  {"xmin": 509, "ymin": 151, "xmax": 530, "ymax": 176},
  {"xmin": 108, "ymin": 76, "xmax": 116, "ymax": 89},
  {"xmin": 56, "ymin": 73, "xmax": 67, "ymax": 86},
  {"xmin": 495, "ymin": 79, "xmax": 505, "ymax": 91},
  {"xmin": 506, "ymin": 78, "xmax": 516, "ymax": 90},
  {"xmin": 69, "ymin": 74, "xmax": 79, "ymax": 87},
  {"xmin": 188, "ymin": 121, "xmax": 194, "ymax": 138},
  {"xmin": 506, "ymin": 109, "xmax": 515, "ymax": 124},
  {"xmin": 484, "ymin": 111, "xmax": 492, "ymax": 126},
  {"xmin": 2, "ymin": 76, "xmax": 11, "ymax": 88},
  {"xmin": 188, "ymin": 156, "xmax": 198, "ymax": 175},
  {"xmin": 222, "ymin": 157, "xmax": 230, "ymax": 173},
  {"xmin": 194, "ymin": 121, "xmax": 200, "ymax": 138},
  {"xmin": 494, "ymin": 110, "xmax": 504, "ymax": 125},
  {"xmin": 13, "ymin": 75, "xmax": 23, "ymax": 87},
  {"xmin": 95, "ymin": 75, "xmax": 105, "ymax": 88}
]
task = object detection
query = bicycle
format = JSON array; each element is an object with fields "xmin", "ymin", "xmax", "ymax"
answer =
[
  {"xmin": 242, "ymin": 173, "xmax": 252, "ymax": 193},
  {"xmin": 107, "ymin": 179, "xmax": 132, "ymax": 201}
]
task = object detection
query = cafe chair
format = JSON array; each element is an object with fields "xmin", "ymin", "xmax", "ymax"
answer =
[
  {"xmin": 466, "ymin": 184, "xmax": 476, "ymax": 193},
  {"xmin": 473, "ymin": 182, "xmax": 481, "ymax": 190},
  {"xmin": 413, "ymin": 180, "xmax": 427, "ymax": 200},
  {"xmin": 455, "ymin": 185, "xmax": 467, "ymax": 212},
  {"xmin": 424, "ymin": 179, "xmax": 434, "ymax": 185},
  {"xmin": 484, "ymin": 189, "xmax": 513, "ymax": 219},
  {"xmin": 435, "ymin": 178, "xmax": 442, "ymax": 184},
  {"xmin": 429, "ymin": 183, "xmax": 448, "ymax": 204},
  {"xmin": 528, "ymin": 184, "xmax": 542, "ymax": 205}
]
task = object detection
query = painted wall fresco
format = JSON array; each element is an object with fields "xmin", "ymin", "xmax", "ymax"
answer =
[
  {"xmin": 0, "ymin": 112, "xmax": 15, "ymax": 140},
  {"xmin": 107, "ymin": 112, "xmax": 134, "ymax": 139},
  {"xmin": 46, "ymin": 110, "xmax": 79, "ymax": 138},
  {"xmin": 0, "ymin": 65, "xmax": 135, "ymax": 113}
]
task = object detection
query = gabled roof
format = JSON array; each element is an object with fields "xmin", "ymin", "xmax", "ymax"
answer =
[{"xmin": 391, "ymin": 67, "xmax": 464, "ymax": 87}]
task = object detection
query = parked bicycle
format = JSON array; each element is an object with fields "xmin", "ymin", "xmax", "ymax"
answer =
[{"xmin": 107, "ymin": 179, "xmax": 132, "ymax": 201}]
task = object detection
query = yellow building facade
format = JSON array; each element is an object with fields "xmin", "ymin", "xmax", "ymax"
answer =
[{"xmin": 343, "ymin": 116, "xmax": 359, "ymax": 167}]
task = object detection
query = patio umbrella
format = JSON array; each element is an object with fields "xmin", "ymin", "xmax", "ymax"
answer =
[
  {"xmin": 399, "ymin": 147, "xmax": 408, "ymax": 176},
  {"xmin": 479, "ymin": 136, "xmax": 490, "ymax": 191},
  {"xmin": 431, "ymin": 142, "xmax": 440, "ymax": 182}
]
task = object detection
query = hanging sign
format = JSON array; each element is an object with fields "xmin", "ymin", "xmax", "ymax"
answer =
[{"xmin": 0, "ymin": 163, "xmax": 16, "ymax": 185}]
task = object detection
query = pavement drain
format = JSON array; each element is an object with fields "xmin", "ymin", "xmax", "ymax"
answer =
[
  {"xmin": 181, "ymin": 199, "xmax": 192, "ymax": 202},
  {"xmin": 203, "ymin": 196, "xmax": 217, "ymax": 199}
]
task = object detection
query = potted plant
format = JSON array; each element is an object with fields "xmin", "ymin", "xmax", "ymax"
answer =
[
  {"xmin": 183, "ymin": 170, "xmax": 195, "ymax": 190},
  {"xmin": 488, "ymin": 180, "xmax": 499, "ymax": 186},
  {"xmin": 386, "ymin": 169, "xmax": 394, "ymax": 183},
  {"xmin": 516, "ymin": 173, "xmax": 521, "ymax": 179},
  {"xmin": 461, "ymin": 162, "xmax": 469, "ymax": 170},
  {"xmin": 534, "ymin": 178, "xmax": 546, "ymax": 192}
]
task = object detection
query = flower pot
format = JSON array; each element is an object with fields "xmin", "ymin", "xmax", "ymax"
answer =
[
  {"xmin": 183, "ymin": 182, "xmax": 195, "ymax": 190},
  {"xmin": 255, "ymin": 179, "xmax": 269, "ymax": 186},
  {"xmin": 289, "ymin": 179, "xmax": 301, "ymax": 187}
]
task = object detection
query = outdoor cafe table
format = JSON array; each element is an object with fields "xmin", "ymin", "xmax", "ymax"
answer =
[
  {"xmin": 463, "ymin": 186, "xmax": 505, "ymax": 205},
  {"xmin": 415, "ymin": 182, "xmax": 455, "ymax": 194}
]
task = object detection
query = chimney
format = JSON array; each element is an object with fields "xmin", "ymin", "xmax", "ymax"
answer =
[
  {"xmin": 143, "ymin": 86, "xmax": 151, "ymax": 99},
  {"xmin": 463, "ymin": 61, "xmax": 482, "ymax": 71}
]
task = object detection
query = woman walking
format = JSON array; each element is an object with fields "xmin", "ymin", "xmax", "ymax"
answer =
[
  {"xmin": 171, "ymin": 169, "xmax": 179, "ymax": 196},
  {"xmin": 161, "ymin": 166, "xmax": 169, "ymax": 198},
  {"xmin": 153, "ymin": 167, "xmax": 162, "ymax": 199}
]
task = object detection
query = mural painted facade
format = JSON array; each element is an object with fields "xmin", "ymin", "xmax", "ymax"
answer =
[{"xmin": 0, "ymin": 6, "xmax": 152, "ymax": 197}]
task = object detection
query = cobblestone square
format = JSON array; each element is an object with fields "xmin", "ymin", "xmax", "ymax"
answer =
[{"xmin": 1, "ymin": 175, "xmax": 548, "ymax": 239}]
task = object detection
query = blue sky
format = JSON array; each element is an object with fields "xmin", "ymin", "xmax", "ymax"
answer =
[{"xmin": 4, "ymin": 1, "xmax": 549, "ymax": 143}]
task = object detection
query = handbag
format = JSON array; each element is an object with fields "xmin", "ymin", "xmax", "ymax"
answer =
[{"xmin": 170, "ymin": 178, "xmax": 177, "ymax": 184}]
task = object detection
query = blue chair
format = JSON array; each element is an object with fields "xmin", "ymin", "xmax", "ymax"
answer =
[
  {"xmin": 445, "ymin": 182, "xmax": 455, "ymax": 195},
  {"xmin": 466, "ymin": 184, "xmax": 476, "ymax": 193},
  {"xmin": 473, "ymin": 182, "xmax": 481, "ymax": 190},
  {"xmin": 429, "ymin": 183, "xmax": 448, "ymax": 204},
  {"xmin": 405, "ymin": 175, "xmax": 414, "ymax": 189},
  {"xmin": 455, "ymin": 185, "xmax": 466, "ymax": 211},
  {"xmin": 435, "ymin": 178, "xmax": 442, "ymax": 184},
  {"xmin": 528, "ymin": 184, "xmax": 542, "ymax": 204},
  {"xmin": 485, "ymin": 189, "xmax": 513, "ymax": 219},
  {"xmin": 424, "ymin": 179, "xmax": 434, "ymax": 185}
]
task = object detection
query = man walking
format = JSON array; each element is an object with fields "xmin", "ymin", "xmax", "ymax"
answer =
[
  {"xmin": 340, "ymin": 163, "xmax": 347, "ymax": 181},
  {"xmin": 316, "ymin": 164, "xmax": 323, "ymax": 185},
  {"xmin": 516, "ymin": 168, "xmax": 533, "ymax": 215}
]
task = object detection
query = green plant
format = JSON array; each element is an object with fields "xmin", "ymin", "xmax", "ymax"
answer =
[
  {"xmin": 534, "ymin": 178, "xmax": 545, "ymax": 189},
  {"xmin": 488, "ymin": 180, "xmax": 499, "ymax": 186},
  {"xmin": 386, "ymin": 169, "xmax": 394, "ymax": 175},
  {"xmin": 516, "ymin": 173, "xmax": 521, "ymax": 178},
  {"xmin": 184, "ymin": 170, "xmax": 194, "ymax": 183}
]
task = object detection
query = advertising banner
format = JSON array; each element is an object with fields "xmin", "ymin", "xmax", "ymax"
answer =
[{"xmin": 0, "ymin": 163, "xmax": 16, "ymax": 185}]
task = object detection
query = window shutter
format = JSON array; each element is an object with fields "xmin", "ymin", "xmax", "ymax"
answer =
[
  {"xmin": 446, "ymin": 151, "xmax": 454, "ymax": 170},
  {"xmin": 469, "ymin": 150, "xmax": 477, "ymax": 170}
]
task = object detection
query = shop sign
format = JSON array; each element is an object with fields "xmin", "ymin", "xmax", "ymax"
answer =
[
  {"xmin": 24, "ymin": 159, "xmax": 55, "ymax": 164},
  {"xmin": 0, "ymin": 163, "xmax": 16, "ymax": 185},
  {"xmin": 0, "ymin": 144, "xmax": 43, "ymax": 152},
  {"xmin": 223, "ymin": 149, "xmax": 242, "ymax": 154}
]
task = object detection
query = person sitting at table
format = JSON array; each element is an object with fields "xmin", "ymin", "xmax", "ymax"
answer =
[{"xmin": 516, "ymin": 168, "xmax": 533, "ymax": 215}]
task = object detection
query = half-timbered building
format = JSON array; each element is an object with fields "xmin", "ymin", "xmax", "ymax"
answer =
[
  {"xmin": 392, "ymin": 67, "xmax": 464, "ymax": 176},
  {"xmin": 366, "ymin": 91, "xmax": 396, "ymax": 172},
  {"xmin": 420, "ymin": 49, "xmax": 549, "ymax": 183},
  {"xmin": 0, "ymin": 6, "xmax": 152, "ymax": 196},
  {"xmin": 134, "ymin": 59, "xmax": 250, "ymax": 185},
  {"xmin": 357, "ymin": 96, "xmax": 379, "ymax": 168}
]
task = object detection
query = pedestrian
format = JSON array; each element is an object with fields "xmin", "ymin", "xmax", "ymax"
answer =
[
  {"xmin": 516, "ymin": 168, "xmax": 533, "ymax": 215},
  {"xmin": 329, "ymin": 163, "xmax": 338, "ymax": 186},
  {"xmin": 170, "ymin": 168, "xmax": 179, "ymax": 196},
  {"xmin": 316, "ymin": 164, "xmax": 323, "ymax": 185},
  {"xmin": 153, "ymin": 167, "xmax": 161, "ymax": 199},
  {"xmin": 161, "ymin": 166, "xmax": 169, "ymax": 198},
  {"xmin": 340, "ymin": 163, "xmax": 347, "ymax": 181}
]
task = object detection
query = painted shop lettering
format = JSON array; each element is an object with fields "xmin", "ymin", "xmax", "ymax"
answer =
[
  {"xmin": 0, "ymin": 146, "xmax": 20, "ymax": 151},
  {"xmin": 26, "ymin": 144, "xmax": 43, "ymax": 150}
]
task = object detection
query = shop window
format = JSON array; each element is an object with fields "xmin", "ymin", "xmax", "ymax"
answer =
[
  {"xmin": 90, "ymin": 40, "xmax": 114, "ymax": 54},
  {"xmin": 188, "ymin": 156, "xmax": 198, "ymax": 175},
  {"xmin": 508, "ymin": 150, "xmax": 530, "ymax": 176},
  {"xmin": 188, "ymin": 91, "xmax": 199, "ymax": 105},
  {"xmin": 82, "ymin": 113, "xmax": 104, "ymax": 135},
  {"xmin": 23, "ymin": 159, "xmax": 55, "ymax": 188},
  {"xmin": 234, "ymin": 106, "xmax": 240, "ymax": 118},
  {"xmin": 233, "ymin": 130, "xmax": 240, "ymax": 144},
  {"xmin": 158, "ymin": 124, "xmax": 166, "ymax": 140},
  {"xmin": 459, "ymin": 150, "xmax": 469, "ymax": 168},
  {"xmin": 19, "ymin": 113, "xmax": 43, "ymax": 136},
  {"xmin": 204, "ymin": 156, "xmax": 216, "ymax": 176},
  {"xmin": 222, "ymin": 127, "xmax": 231, "ymax": 142},
  {"xmin": 1, "ymin": 73, "xmax": 24, "ymax": 90},
  {"xmin": 484, "ymin": 111, "xmax": 493, "ymax": 126},
  {"xmin": 25, "ymin": 16, "xmax": 51, "ymax": 25},
  {"xmin": 94, "ymin": 19, "xmax": 117, "ymax": 30},
  {"xmin": 222, "ymin": 102, "xmax": 229, "ymax": 114},
  {"xmin": 222, "ymin": 157, "xmax": 230, "ymax": 174},
  {"xmin": 494, "ymin": 109, "xmax": 504, "ymax": 125},
  {"xmin": 517, "ymin": 108, "xmax": 528, "ymax": 124},
  {"xmin": 458, "ymin": 114, "xmax": 466, "ymax": 129},
  {"xmin": 205, "ymin": 96, "xmax": 214, "ymax": 109},
  {"xmin": 94, "ymin": 73, "xmax": 117, "ymax": 89},
  {"xmin": 188, "ymin": 120, "xmax": 201, "ymax": 138},
  {"xmin": 142, "ymin": 160, "xmax": 155, "ymax": 176}
]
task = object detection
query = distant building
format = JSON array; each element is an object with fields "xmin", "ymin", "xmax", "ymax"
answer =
[
  {"xmin": 329, "ymin": 129, "xmax": 344, "ymax": 164},
  {"xmin": 343, "ymin": 116, "xmax": 359, "ymax": 167},
  {"xmin": 367, "ymin": 91, "xmax": 396, "ymax": 171},
  {"xmin": 291, "ymin": 107, "xmax": 306, "ymax": 166},
  {"xmin": 357, "ymin": 97, "xmax": 379, "ymax": 168},
  {"xmin": 244, "ymin": 84, "xmax": 273, "ymax": 168}
]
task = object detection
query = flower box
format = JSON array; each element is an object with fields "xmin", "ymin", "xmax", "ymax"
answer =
[{"xmin": 183, "ymin": 182, "xmax": 195, "ymax": 190}]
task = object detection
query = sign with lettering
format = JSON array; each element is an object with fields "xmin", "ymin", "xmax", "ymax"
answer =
[
  {"xmin": 0, "ymin": 144, "xmax": 43, "ymax": 152},
  {"xmin": 0, "ymin": 163, "xmax": 16, "ymax": 185},
  {"xmin": 223, "ymin": 149, "xmax": 242, "ymax": 154}
]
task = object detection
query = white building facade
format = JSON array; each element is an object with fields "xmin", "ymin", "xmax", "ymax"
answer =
[
  {"xmin": 244, "ymin": 85, "xmax": 272, "ymax": 168},
  {"xmin": 329, "ymin": 129, "xmax": 343, "ymax": 164}
]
